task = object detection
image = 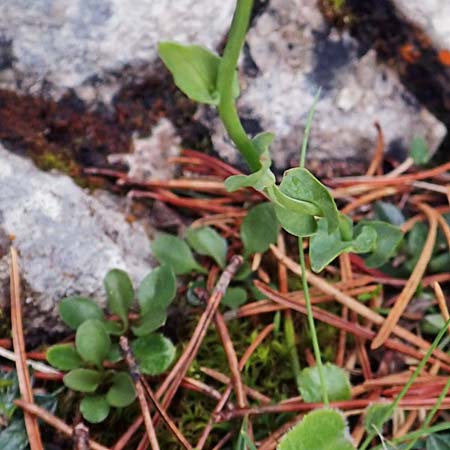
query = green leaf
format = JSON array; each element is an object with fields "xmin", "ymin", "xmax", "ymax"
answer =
[
  {"xmin": 374, "ymin": 201, "xmax": 405, "ymax": 226},
  {"xmin": 0, "ymin": 420, "xmax": 28, "ymax": 450},
  {"xmin": 106, "ymin": 372, "xmax": 136, "ymax": 408},
  {"xmin": 241, "ymin": 203, "xmax": 279, "ymax": 255},
  {"xmin": 278, "ymin": 408, "xmax": 355, "ymax": 450},
  {"xmin": 186, "ymin": 226, "xmax": 228, "ymax": 268},
  {"xmin": 58, "ymin": 296, "xmax": 104, "ymax": 330},
  {"xmin": 131, "ymin": 308, "xmax": 167, "ymax": 336},
  {"xmin": 63, "ymin": 369, "xmax": 102, "ymax": 393},
  {"xmin": 225, "ymin": 150, "xmax": 275, "ymax": 192},
  {"xmin": 132, "ymin": 333, "xmax": 176, "ymax": 375},
  {"xmin": 221, "ymin": 287, "xmax": 247, "ymax": 309},
  {"xmin": 138, "ymin": 265, "xmax": 176, "ymax": 315},
  {"xmin": 103, "ymin": 320, "xmax": 124, "ymax": 336},
  {"xmin": 277, "ymin": 168, "xmax": 339, "ymax": 233},
  {"xmin": 410, "ymin": 137, "xmax": 430, "ymax": 166},
  {"xmin": 427, "ymin": 433, "xmax": 450, "ymax": 450},
  {"xmin": 422, "ymin": 314, "xmax": 446, "ymax": 335},
  {"xmin": 106, "ymin": 343, "xmax": 123, "ymax": 363},
  {"xmin": 310, "ymin": 216, "xmax": 377, "ymax": 273},
  {"xmin": 158, "ymin": 42, "xmax": 221, "ymax": 104},
  {"xmin": 80, "ymin": 395, "xmax": 110, "ymax": 423},
  {"xmin": 363, "ymin": 403, "xmax": 391, "ymax": 433},
  {"xmin": 274, "ymin": 204, "xmax": 317, "ymax": 237},
  {"xmin": 75, "ymin": 319, "xmax": 111, "ymax": 367},
  {"xmin": 299, "ymin": 363, "xmax": 352, "ymax": 403},
  {"xmin": 152, "ymin": 233, "xmax": 206, "ymax": 275},
  {"xmin": 46, "ymin": 344, "xmax": 83, "ymax": 371},
  {"xmin": 252, "ymin": 132, "xmax": 275, "ymax": 155},
  {"xmin": 356, "ymin": 220, "xmax": 403, "ymax": 268},
  {"xmin": 104, "ymin": 269, "xmax": 134, "ymax": 329}
]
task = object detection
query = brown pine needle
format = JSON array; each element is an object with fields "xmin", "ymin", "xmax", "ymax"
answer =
[
  {"xmin": 14, "ymin": 400, "xmax": 109, "ymax": 450},
  {"xmin": 366, "ymin": 122, "xmax": 384, "ymax": 176},
  {"xmin": 215, "ymin": 312, "xmax": 247, "ymax": 408},
  {"xmin": 372, "ymin": 204, "xmax": 438, "ymax": 349},
  {"xmin": 120, "ymin": 336, "xmax": 160, "ymax": 450},
  {"xmin": 341, "ymin": 187, "xmax": 398, "ymax": 214},
  {"xmin": 10, "ymin": 247, "xmax": 44, "ymax": 450},
  {"xmin": 434, "ymin": 282, "xmax": 450, "ymax": 334},
  {"xmin": 269, "ymin": 245, "xmax": 450, "ymax": 366}
]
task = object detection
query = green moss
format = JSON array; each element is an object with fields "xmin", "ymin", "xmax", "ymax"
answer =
[{"xmin": 34, "ymin": 151, "xmax": 74, "ymax": 173}]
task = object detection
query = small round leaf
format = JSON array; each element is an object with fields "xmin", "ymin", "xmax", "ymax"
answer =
[
  {"xmin": 106, "ymin": 372, "xmax": 136, "ymax": 408},
  {"xmin": 63, "ymin": 369, "xmax": 102, "ymax": 393},
  {"xmin": 138, "ymin": 265, "xmax": 176, "ymax": 315},
  {"xmin": 299, "ymin": 363, "xmax": 352, "ymax": 403},
  {"xmin": 132, "ymin": 308, "xmax": 167, "ymax": 337},
  {"xmin": 185, "ymin": 226, "xmax": 228, "ymax": 268},
  {"xmin": 58, "ymin": 296, "xmax": 104, "ymax": 330},
  {"xmin": 80, "ymin": 395, "xmax": 110, "ymax": 423},
  {"xmin": 152, "ymin": 233, "xmax": 206, "ymax": 275},
  {"xmin": 104, "ymin": 269, "xmax": 134, "ymax": 329},
  {"xmin": 241, "ymin": 203, "xmax": 279, "ymax": 256},
  {"xmin": 75, "ymin": 319, "xmax": 110, "ymax": 367},
  {"xmin": 46, "ymin": 344, "xmax": 82, "ymax": 371},
  {"xmin": 221, "ymin": 287, "xmax": 247, "ymax": 309},
  {"xmin": 132, "ymin": 333, "xmax": 175, "ymax": 375},
  {"xmin": 278, "ymin": 408, "xmax": 354, "ymax": 450}
]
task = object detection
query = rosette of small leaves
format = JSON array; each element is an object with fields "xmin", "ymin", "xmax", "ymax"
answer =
[{"xmin": 46, "ymin": 268, "xmax": 177, "ymax": 423}]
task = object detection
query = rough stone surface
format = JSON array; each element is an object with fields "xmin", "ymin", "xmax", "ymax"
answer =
[
  {"xmin": 393, "ymin": 0, "xmax": 450, "ymax": 50},
  {"xmin": 0, "ymin": 0, "xmax": 235, "ymax": 97},
  {"xmin": 0, "ymin": 145, "xmax": 153, "ymax": 332},
  {"xmin": 109, "ymin": 118, "xmax": 181, "ymax": 181},
  {"xmin": 209, "ymin": 0, "xmax": 446, "ymax": 170}
]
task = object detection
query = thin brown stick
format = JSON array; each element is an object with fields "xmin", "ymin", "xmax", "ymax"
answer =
[
  {"xmin": 156, "ymin": 255, "xmax": 243, "ymax": 404},
  {"xmin": 139, "ymin": 377, "xmax": 193, "ymax": 450},
  {"xmin": 216, "ymin": 396, "xmax": 450, "ymax": 420},
  {"xmin": 434, "ymin": 282, "xmax": 450, "ymax": 334},
  {"xmin": 372, "ymin": 203, "xmax": 438, "ymax": 348},
  {"xmin": 112, "ymin": 416, "xmax": 142, "ymax": 450},
  {"xmin": 120, "ymin": 336, "xmax": 160, "ymax": 450},
  {"xmin": 15, "ymin": 400, "xmax": 109, "ymax": 450},
  {"xmin": 341, "ymin": 187, "xmax": 398, "ymax": 215},
  {"xmin": 215, "ymin": 312, "xmax": 247, "ymax": 408},
  {"xmin": 332, "ymin": 160, "xmax": 450, "ymax": 186},
  {"xmin": 366, "ymin": 122, "xmax": 384, "ymax": 176},
  {"xmin": 181, "ymin": 377, "xmax": 222, "ymax": 400},
  {"xmin": 196, "ymin": 324, "xmax": 274, "ymax": 449},
  {"xmin": 210, "ymin": 431, "xmax": 234, "ymax": 450},
  {"xmin": 10, "ymin": 247, "xmax": 44, "ymax": 450}
]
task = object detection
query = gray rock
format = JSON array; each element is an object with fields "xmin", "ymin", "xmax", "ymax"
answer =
[
  {"xmin": 0, "ymin": 0, "xmax": 234, "ymax": 97},
  {"xmin": 0, "ymin": 146, "xmax": 154, "ymax": 331},
  {"xmin": 0, "ymin": 0, "xmax": 446, "ymax": 171},
  {"xmin": 393, "ymin": 0, "xmax": 450, "ymax": 50},
  {"xmin": 209, "ymin": 0, "xmax": 446, "ymax": 170}
]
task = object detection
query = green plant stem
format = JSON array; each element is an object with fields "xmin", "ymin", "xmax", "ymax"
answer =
[
  {"xmin": 217, "ymin": 0, "xmax": 260, "ymax": 172},
  {"xmin": 359, "ymin": 319, "xmax": 450, "ymax": 450},
  {"xmin": 296, "ymin": 92, "xmax": 328, "ymax": 405},
  {"xmin": 403, "ymin": 376, "xmax": 450, "ymax": 450},
  {"xmin": 284, "ymin": 311, "xmax": 302, "ymax": 393},
  {"xmin": 298, "ymin": 241, "xmax": 329, "ymax": 406},
  {"xmin": 299, "ymin": 89, "xmax": 321, "ymax": 168}
]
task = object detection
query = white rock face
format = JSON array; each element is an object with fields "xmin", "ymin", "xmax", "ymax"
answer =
[
  {"xmin": 393, "ymin": 0, "xmax": 450, "ymax": 50},
  {"xmin": 0, "ymin": 146, "xmax": 153, "ymax": 330},
  {"xmin": 0, "ymin": 0, "xmax": 235, "ymax": 93},
  {"xmin": 210, "ymin": 0, "xmax": 446, "ymax": 168}
]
